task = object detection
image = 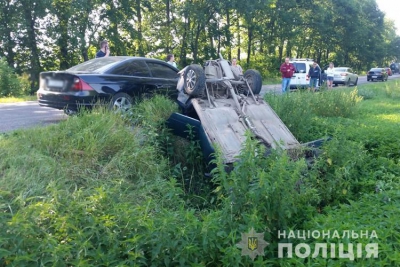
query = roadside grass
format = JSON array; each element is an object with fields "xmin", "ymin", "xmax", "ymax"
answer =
[
  {"xmin": 0, "ymin": 95, "xmax": 36, "ymax": 103},
  {"xmin": 0, "ymin": 83, "xmax": 399, "ymax": 266}
]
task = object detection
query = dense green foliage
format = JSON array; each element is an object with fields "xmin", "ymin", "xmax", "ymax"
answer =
[
  {"xmin": 0, "ymin": 0, "xmax": 399, "ymax": 93},
  {"xmin": 0, "ymin": 59, "xmax": 30, "ymax": 97},
  {"xmin": 0, "ymin": 81, "xmax": 399, "ymax": 266}
]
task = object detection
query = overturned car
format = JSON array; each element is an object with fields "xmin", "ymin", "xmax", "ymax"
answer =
[{"xmin": 167, "ymin": 54, "xmax": 321, "ymax": 164}]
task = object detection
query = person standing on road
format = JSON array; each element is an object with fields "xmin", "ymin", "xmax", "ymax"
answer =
[
  {"xmin": 166, "ymin": 54, "xmax": 177, "ymax": 68},
  {"xmin": 96, "ymin": 40, "xmax": 110, "ymax": 58},
  {"xmin": 326, "ymin": 62, "xmax": 335, "ymax": 89},
  {"xmin": 280, "ymin": 57, "xmax": 296, "ymax": 93},
  {"xmin": 307, "ymin": 61, "xmax": 321, "ymax": 92}
]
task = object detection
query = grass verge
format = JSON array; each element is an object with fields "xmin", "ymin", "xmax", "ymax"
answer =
[{"xmin": 0, "ymin": 83, "xmax": 399, "ymax": 266}]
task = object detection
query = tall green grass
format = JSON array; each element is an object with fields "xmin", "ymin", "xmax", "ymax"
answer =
[{"xmin": 0, "ymin": 85, "xmax": 399, "ymax": 266}]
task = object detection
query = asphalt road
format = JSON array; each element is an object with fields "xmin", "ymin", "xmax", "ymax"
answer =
[
  {"xmin": 1, "ymin": 74, "xmax": 399, "ymax": 133},
  {"xmin": 0, "ymin": 101, "xmax": 66, "ymax": 133}
]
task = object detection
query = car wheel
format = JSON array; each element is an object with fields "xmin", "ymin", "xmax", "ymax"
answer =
[
  {"xmin": 243, "ymin": 69, "xmax": 262, "ymax": 94},
  {"xmin": 354, "ymin": 78, "xmax": 358, "ymax": 86},
  {"xmin": 110, "ymin": 92, "xmax": 133, "ymax": 112},
  {"xmin": 64, "ymin": 109, "xmax": 78, "ymax": 116},
  {"xmin": 183, "ymin": 64, "xmax": 206, "ymax": 97}
]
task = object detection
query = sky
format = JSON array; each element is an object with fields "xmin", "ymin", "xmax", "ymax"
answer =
[{"xmin": 376, "ymin": 0, "xmax": 400, "ymax": 35}]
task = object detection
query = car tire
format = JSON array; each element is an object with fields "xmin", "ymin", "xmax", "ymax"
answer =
[
  {"xmin": 110, "ymin": 92, "xmax": 133, "ymax": 112},
  {"xmin": 354, "ymin": 78, "xmax": 358, "ymax": 86},
  {"xmin": 243, "ymin": 69, "xmax": 262, "ymax": 94},
  {"xmin": 183, "ymin": 64, "xmax": 206, "ymax": 97}
]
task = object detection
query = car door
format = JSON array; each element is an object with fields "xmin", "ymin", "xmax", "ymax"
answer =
[
  {"xmin": 290, "ymin": 62, "xmax": 308, "ymax": 87},
  {"xmin": 347, "ymin": 68, "xmax": 355, "ymax": 83},
  {"xmin": 145, "ymin": 61, "xmax": 179, "ymax": 99},
  {"xmin": 106, "ymin": 59, "xmax": 153, "ymax": 98}
]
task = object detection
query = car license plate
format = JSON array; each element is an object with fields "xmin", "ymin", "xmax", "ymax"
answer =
[
  {"xmin": 372, "ymin": 75, "xmax": 377, "ymax": 78},
  {"xmin": 47, "ymin": 79, "xmax": 64, "ymax": 87}
]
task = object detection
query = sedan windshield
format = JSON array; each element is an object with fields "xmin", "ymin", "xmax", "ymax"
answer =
[
  {"xmin": 67, "ymin": 57, "xmax": 131, "ymax": 72},
  {"xmin": 370, "ymin": 68, "xmax": 382, "ymax": 72}
]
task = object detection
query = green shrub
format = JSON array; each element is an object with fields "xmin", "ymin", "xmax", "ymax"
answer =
[
  {"xmin": 384, "ymin": 81, "xmax": 400, "ymax": 98},
  {"xmin": 0, "ymin": 82, "xmax": 399, "ymax": 266},
  {"xmin": 310, "ymin": 88, "xmax": 362, "ymax": 117},
  {"xmin": 212, "ymin": 135, "xmax": 320, "ymax": 238},
  {"xmin": 264, "ymin": 89, "xmax": 362, "ymax": 142},
  {"xmin": 357, "ymin": 87, "xmax": 377, "ymax": 99},
  {"xmin": 301, "ymin": 190, "xmax": 400, "ymax": 266},
  {"xmin": 0, "ymin": 59, "xmax": 24, "ymax": 97}
]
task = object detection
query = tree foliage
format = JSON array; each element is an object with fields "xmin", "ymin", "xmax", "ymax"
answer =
[{"xmin": 0, "ymin": 0, "xmax": 399, "ymax": 91}]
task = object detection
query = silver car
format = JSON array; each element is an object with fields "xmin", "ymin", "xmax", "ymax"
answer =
[{"xmin": 333, "ymin": 67, "xmax": 358, "ymax": 86}]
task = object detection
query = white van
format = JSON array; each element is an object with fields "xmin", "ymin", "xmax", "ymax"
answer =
[{"xmin": 289, "ymin": 58, "xmax": 317, "ymax": 89}]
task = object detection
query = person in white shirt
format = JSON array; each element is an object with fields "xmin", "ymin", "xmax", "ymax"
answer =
[
  {"xmin": 231, "ymin": 58, "xmax": 243, "ymax": 74},
  {"xmin": 166, "ymin": 54, "xmax": 177, "ymax": 68},
  {"xmin": 326, "ymin": 62, "xmax": 335, "ymax": 89}
]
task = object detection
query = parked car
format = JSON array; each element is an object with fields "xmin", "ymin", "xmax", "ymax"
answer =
[
  {"xmin": 333, "ymin": 67, "xmax": 358, "ymax": 86},
  {"xmin": 37, "ymin": 56, "xmax": 179, "ymax": 114},
  {"xmin": 289, "ymin": 58, "xmax": 318, "ymax": 89},
  {"xmin": 385, "ymin": 67, "xmax": 392, "ymax": 76},
  {"xmin": 367, "ymin": 68, "xmax": 388, "ymax": 82}
]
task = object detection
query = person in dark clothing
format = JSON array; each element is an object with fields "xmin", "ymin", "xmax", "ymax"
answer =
[
  {"xmin": 279, "ymin": 57, "xmax": 296, "ymax": 93},
  {"xmin": 96, "ymin": 40, "xmax": 110, "ymax": 58},
  {"xmin": 308, "ymin": 61, "xmax": 321, "ymax": 92}
]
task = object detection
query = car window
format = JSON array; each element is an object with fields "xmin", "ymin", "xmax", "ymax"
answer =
[
  {"xmin": 146, "ymin": 62, "xmax": 178, "ymax": 79},
  {"xmin": 67, "ymin": 57, "xmax": 128, "ymax": 72},
  {"xmin": 111, "ymin": 60, "xmax": 150, "ymax": 77},
  {"xmin": 334, "ymin": 68, "xmax": 347, "ymax": 72},
  {"xmin": 293, "ymin": 63, "xmax": 306, "ymax": 73}
]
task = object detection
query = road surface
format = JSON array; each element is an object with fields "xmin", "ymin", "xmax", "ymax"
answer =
[
  {"xmin": 0, "ymin": 101, "xmax": 66, "ymax": 133},
  {"xmin": 1, "ymin": 74, "xmax": 399, "ymax": 133}
]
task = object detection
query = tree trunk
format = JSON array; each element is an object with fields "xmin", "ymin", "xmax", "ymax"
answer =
[
  {"xmin": 193, "ymin": 22, "xmax": 202, "ymax": 63},
  {"xmin": 237, "ymin": 17, "xmax": 240, "ymax": 60},
  {"xmin": 180, "ymin": 14, "xmax": 189, "ymax": 66},
  {"xmin": 2, "ymin": 2, "xmax": 15, "ymax": 67},
  {"xmin": 247, "ymin": 24, "xmax": 252, "ymax": 66},
  {"xmin": 23, "ymin": 4, "xmax": 41, "ymax": 91},
  {"xmin": 166, "ymin": 0, "xmax": 171, "ymax": 53},
  {"xmin": 226, "ymin": 10, "xmax": 231, "ymax": 60}
]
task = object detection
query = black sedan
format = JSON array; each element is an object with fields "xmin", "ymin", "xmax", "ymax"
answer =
[
  {"xmin": 37, "ymin": 56, "xmax": 179, "ymax": 114},
  {"xmin": 367, "ymin": 68, "xmax": 388, "ymax": 82}
]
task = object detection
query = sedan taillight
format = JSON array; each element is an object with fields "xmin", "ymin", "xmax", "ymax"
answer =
[
  {"xmin": 72, "ymin": 78, "xmax": 94, "ymax": 91},
  {"xmin": 340, "ymin": 73, "xmax": 348, "ymax": 76}
]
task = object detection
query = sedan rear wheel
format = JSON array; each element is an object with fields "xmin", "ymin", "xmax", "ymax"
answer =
[{"xmin": 110, "ymin": 92, "xmax": 133, "ymax": 112}]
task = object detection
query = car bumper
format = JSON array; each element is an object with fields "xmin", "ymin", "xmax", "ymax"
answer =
[
  {"xmin": 37, "ymin": 90, "xmax": 107, "ymax": 111},
  {"xmin": 367, "ymin": 75, "xmax": 384, "ymax": 80}
]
